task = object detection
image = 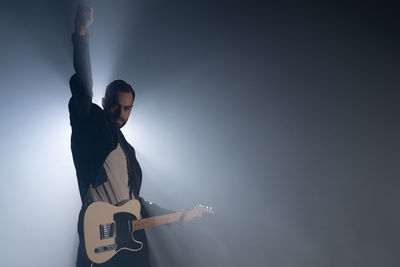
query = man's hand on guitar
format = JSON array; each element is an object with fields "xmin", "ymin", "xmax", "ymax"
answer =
[
  {"xmin": 179, "ymin": 209, "xmax": 194, "ymax": 225},
  {"xmin": 75, "ymin": 5, "xmax": 94, "ymax": 36}
]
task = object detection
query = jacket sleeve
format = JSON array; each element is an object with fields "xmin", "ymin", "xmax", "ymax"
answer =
[
  {"xmin": 69, "ymin": 33, "xmax": 93, "ymax": 123},
  {"xmin": 139, "ymin": 197, "xmax": 174, "ymax": 219}
]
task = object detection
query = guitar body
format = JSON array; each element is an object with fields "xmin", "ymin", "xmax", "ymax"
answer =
[
  {"xmin": 81, "ymin": 199, "xmax": 144, "ymax": 264},
  {"xmin": 79, "ymin": 199, "xmax": 213, "ymax": 265}
]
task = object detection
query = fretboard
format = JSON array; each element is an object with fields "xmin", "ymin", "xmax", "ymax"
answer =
[{"xmin": 132, "ymin": 212, "xmax": 183, "ymax": 231}]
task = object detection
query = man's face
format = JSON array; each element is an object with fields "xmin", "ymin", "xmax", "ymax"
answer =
[{"xmin": 103, "ymin": 91, "xmax": 134, "ymax": 128}]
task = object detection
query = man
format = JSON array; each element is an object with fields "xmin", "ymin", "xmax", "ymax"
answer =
[{"xmin": 69, "ymin": 6, "xmax": 189, "ymax": 267}]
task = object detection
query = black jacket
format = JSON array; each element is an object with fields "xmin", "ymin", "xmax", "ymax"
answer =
[{"xmin": 69, "ymin": 33, "xmax": 169, "ymax": 218}]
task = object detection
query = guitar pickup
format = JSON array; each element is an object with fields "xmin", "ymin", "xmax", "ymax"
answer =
[
  {"xmin": 100, "ymin": 222, "xmax": 115, "ymax": 240},
  {"xmin": 94, "ymin": 243, "xmax": 117, "ymax": 254}
]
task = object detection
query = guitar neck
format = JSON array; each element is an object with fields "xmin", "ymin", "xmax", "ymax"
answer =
[{"xmin": 132, "ymin": 211, "xmax": 183, "ymax": 231}]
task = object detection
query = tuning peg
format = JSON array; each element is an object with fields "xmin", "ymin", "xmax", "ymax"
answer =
[{"xmin": 193, "ymin": 203, "xmax": 214, "ymax": 214}]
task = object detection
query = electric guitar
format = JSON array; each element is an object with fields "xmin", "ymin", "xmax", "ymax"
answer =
[{"xmin": 80, "ymin": 199, "xmax": 214, "ymax": 264}]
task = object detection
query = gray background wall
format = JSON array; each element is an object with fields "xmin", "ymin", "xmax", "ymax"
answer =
[{"xmin": 0, "ymin": 0, "xmax": 399, "ymax": 266}]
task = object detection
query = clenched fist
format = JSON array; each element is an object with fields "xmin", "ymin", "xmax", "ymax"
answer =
[{"xmin": 74, "ymin": 5, "xmax": 94, "ymax": 36}]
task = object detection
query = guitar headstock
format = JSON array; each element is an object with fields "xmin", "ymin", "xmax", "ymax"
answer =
[{"xmin": 193, "ymin": 204, "xmax": 215, "ymax": 216}]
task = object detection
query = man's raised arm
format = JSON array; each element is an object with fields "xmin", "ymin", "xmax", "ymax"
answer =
[{"xmin": 69, "ymin": 6, "xmax": 94, "ymax": 120}]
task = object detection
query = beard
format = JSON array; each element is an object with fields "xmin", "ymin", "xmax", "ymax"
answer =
[{"xmin": 111, "ymin": 117, "xmax": 126, "ymax": 128}]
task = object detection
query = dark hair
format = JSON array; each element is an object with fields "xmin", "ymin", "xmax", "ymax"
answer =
[{"xmin": 104, "ymin": 79, "xmax": 135, "ymax": 104}]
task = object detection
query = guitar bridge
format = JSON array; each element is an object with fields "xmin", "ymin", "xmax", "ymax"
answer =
[{"xmin": 100, "ymin": 222, "xmax": 116, "ymax": 240}]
